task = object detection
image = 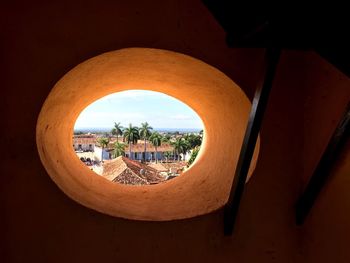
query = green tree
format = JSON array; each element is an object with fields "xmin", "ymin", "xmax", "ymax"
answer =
[
  {"xmin": 162, "ymin": 134, "xmax": 171, "ymax": 143},
  {"xmin": 164, "ymin": 151, "xmax": 172, "ymax": 162},
  {"xmin": 113, "ymin": 141, "xmax": 125, "ymax": 158},
  {"xmin": 184, "ymin": 133, "xmax": 202, "ymax": 149},
  {"xmin": 149, "ymin": 132, "xmax": 162, "ymax": 163},
  {"xmin": 187, "ymin": 147, "xmax": 200, "ymax": 167},
  {"xmin": 123, "ymin": 124, "xmax": 140, "ymax": 160},
  {"xmin": 97, "ymin": 137, "xmax": 109, "ymax": 163},
  {"xmin": 139, "ymin": 122, "xmax": 153, "ymax": 163},
  {"xmin": 111, "ymin": 122, "xmax": 123, "ymax": 143},
  {"xmin": 172, "ymin": 137, "xmax": 190, "ymax": 161}
]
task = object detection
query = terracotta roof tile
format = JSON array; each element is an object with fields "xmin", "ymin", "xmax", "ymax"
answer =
[{"xmin": 102, "ymin": 156, "xmax": 167, "ymax": 185}]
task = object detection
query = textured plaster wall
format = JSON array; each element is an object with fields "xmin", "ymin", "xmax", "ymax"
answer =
[
  {"xmin": 301, "ymin": 142, "xmax": 350, "ymax": 263},
  {"xmin": 299, "ymin": 54, "xmax": 350, "ymax": 262},
  {"xmin": 301, "ymin": 52, "xmax": 350, "ymax": 187},
  {"xmin": 1, "ymin": 1, "xmax": 349, "ymax": 262},
  {"xmin": 35, "ymin": 48, "xmax": 260, "ymax": 221}
]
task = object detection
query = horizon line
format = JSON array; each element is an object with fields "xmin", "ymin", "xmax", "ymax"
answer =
[{"xmin": 74, "ymin": 127, "xmax": 202, "ymax": 131}]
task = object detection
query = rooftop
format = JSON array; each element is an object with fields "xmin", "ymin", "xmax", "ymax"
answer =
[{"xmin": 102, "ymin": 156, "xmax": 167, "ymax": 185}]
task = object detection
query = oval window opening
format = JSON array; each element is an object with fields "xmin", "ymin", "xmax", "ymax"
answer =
[
  {"xmin": 73, "ymin": 90, "xmax": 204, "ymax": 186},
  {"xmin": 37, "ymin": 48, "xmax": 259, "ymax": 220}
]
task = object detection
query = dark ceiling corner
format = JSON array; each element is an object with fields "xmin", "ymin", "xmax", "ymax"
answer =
[{"xmin": 202, "ymin": 1, "xmax": 350, "ymax": 78}]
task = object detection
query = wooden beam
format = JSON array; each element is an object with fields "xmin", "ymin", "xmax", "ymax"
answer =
[
  {"xmin": 296, "ymin": 103, "xmax": 350, "ymax": 225},
  {"xmin": 224, "ymin": 48, "xmax": 281, "ymax": 235}
]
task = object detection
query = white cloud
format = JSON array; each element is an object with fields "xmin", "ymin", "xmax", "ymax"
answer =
[
  {"xmin": 74, "ymin": 111, "xmax": 147, "ymax": 128},
  {"xmin": 171, "ymin": 114, "xmax": 193, "ymax": 120}
]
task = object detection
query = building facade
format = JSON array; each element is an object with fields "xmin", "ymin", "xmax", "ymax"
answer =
[
  {"xmin": 95, "ymin": 140, "xmax": 175, "ymax": 162},
  {"xmin": 73, "ymin": 135, "xmax": 96, "ymax": 152}
]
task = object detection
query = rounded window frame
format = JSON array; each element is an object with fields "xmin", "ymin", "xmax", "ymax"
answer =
[{"xmin": 36, "ymin": 48, "xmax": 259, "ymax": 221}]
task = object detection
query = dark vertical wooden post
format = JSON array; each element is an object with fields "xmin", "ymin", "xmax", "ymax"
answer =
[
  {"xmin": 224, "ymin": 47, "xmax": 281, "ymax": 236},
  {"xmin": 296, "ymin": 103, "xmax": 350, "ymax": 225}
]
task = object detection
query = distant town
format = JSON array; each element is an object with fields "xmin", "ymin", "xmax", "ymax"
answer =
[{"xmin": 73, "ymin": 122, "xmax": 203, "ymax": 186}]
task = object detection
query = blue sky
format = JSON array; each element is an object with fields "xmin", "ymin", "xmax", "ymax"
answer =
[{"xmin": 74, "ymin": 90, "xmax": 203, "ymax": 130}]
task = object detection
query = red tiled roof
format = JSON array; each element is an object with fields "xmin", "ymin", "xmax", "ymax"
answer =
[
  {"xmin": 73, "ymin": 138, "xmax": 96, "ymax": 144},
  {"xmin": 162, "ymin": 162, "xmax": 187, "ymax": 173},
  {"xmin": 73, "ymin": 135, "xmax": 96, "ymax": 144},
  {"xmin": 148, "ymin": 163, "xmax": 168, "ymax": 172},
  {"xmin": 113, "ymin": 169, "xmax": 148, "ymax": 185},
  {"xmin": 102, "ymin": 156, "xmax": 167, "ymax": 185}
]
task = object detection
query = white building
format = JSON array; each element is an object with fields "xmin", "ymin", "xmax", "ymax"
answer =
[
  {"xmin": 93, "ymin": 146, "xmax": 112, "ymax": 162},
  {"xmin": 95, "ymin": 140, "xmax": 175, "ymax": 162},
  {"xmin": 72, "ymin": 135, "xmax": 96, "ymax": 152}
]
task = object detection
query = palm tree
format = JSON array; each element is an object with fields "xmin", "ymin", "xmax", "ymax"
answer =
[
  {"xmin": 149, "ymin": 132, "xmax": 162, "ymax": 163},
  {"xmin": 162, "ymin": 134, "xmax": 171, "ymax": 143},
  {"xmin": 169, "ymin": 139, "xmax": 176, "ymax": 161},
  {"xmin": 111, "ymin": 122, "xmax": 123, "ymax": 143},
  {"xmin": 123, "ymin": 123, "xmax": 140, "ymax": 160},
  {"xmin": 139, "ymin": 122, "xmax": 153, "ymax": 163},
  {"xmin": 97, "ymin": 137, "xmax": 109, "ymax": 163},
  {"xmin": 184, "ymin": 133, "xmax": 202, "ymax": 149},
  {"xmin": 172, "ymin": 137, "xmax": 190, "ymax": 161},
  {"xmin": 113, "ymin": 141, "xmax": 125, "ymax": 158},
  {"xmin": 164, "ymin": 151, "xmax": 171, "ymax": 162}
]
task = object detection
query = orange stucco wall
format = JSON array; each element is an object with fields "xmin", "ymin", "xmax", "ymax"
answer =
[
  {"xmin": 300, "ymin": 141, "xmax": 350, "ymax": 263},
  {"xmin": 298, "ymin": 54, "xmax": 350, "ymax": 263},
  {"xmin": 1, "ymin": 1, "xmax": 350, "ymax": 262},
  {"xmin": 36, "ymin": 48, "xmax": 260, "ymax": 221}
]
